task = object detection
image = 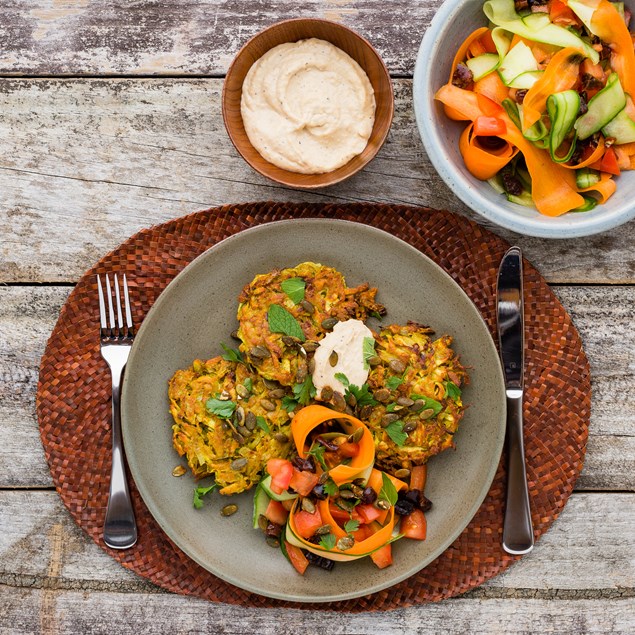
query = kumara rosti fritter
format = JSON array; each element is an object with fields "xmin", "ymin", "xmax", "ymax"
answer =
[
  {"xmin": 169, "ymin": 356, "xmax": 293, "ymax": 495},
  {"xmin": 236, "ymin": 262, "xmax": 385, "ymax": 387}
]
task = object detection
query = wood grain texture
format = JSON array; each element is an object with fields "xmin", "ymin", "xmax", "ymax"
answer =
[
  {"xmin": 0, "ymin": 0, "xmax": 438, "ymax": 77},
  {"xmin": 0, "ymin": 491, "xmax": 633, "ymax": 599},
  {"xmin": 1, "ymin": 285, "xmax": 632, "ymax": 490},
  {"xmin": 1, "ymin": 78, "xmax": 635, "ymax": 284}
]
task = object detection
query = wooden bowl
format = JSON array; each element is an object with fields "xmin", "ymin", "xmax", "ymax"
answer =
[{"xmin": 222, "ymin": 18, "xmax": 394, "ymax": 189}]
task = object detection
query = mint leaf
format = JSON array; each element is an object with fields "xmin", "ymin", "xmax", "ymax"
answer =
[
  {"xmin": 293, "ymin": 376, "xmax": 316, "ymax": 406},
  {"xmin": 256, "ymin": 415, "xmax": 271, "ymax": 434},
  {"xmin": 334, "ymin": 372, "xmax": 350, "ymax": 387},
  {"xmin": 268, "ymin": 304, "xmax": 305, "ymax": 341},
  {"xmin": 362, "ymin": 337, "xmax": 376, "ymax": 370},
  {"xmin": 205, "ymin": 397, "xmax": 237, "ymax": 419},
  {"xmin": 319, "ymin": 533, "xmax": 337, "ymax": 550},
  {"xmin": 410, "ymin": 393, "xmax": 443, "ymax": 416},
  {"xmin": 280, "ymin": 277, "xmax": 305, "ymax": 304},
  {"xmin": 243, "ymin": 377, "xmax": 253, "ymax": 393},
  {"xmin": 379, "ymin": 472, "xmax": 398, "ymax": 507},
  {"xmin": 344, "ymin": 518, "xmax": 360, "ymax": 534},
  {"xmin": 444, "ymin": 381, "xmax": 461, "ymax": 400},
  {"xmin": 193, "ymin": 483, "xmax": 218, "ymax": 509},
  {"xmin": 221, "ymin": 343, "xmax": 243, "ymax": 363},
  {"xmin": 385, "ymin": 375, "xmax": 403, "ymax": 391},
  {"xmin": 385, "ymin": 420, "xmax": 407, "ymax": 446}
]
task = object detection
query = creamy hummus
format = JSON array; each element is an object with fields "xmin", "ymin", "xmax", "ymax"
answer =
[
  {"xmin": 312, "ymin": 319, "xmax": 374, "ymax": 396},
  {"xmin": 240, "ymin": 38, "xmax": 376, "ymax": 174}
]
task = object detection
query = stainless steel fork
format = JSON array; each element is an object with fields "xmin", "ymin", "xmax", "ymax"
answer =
[{"xmin": 97, "ymin": 273, "xmax": 138, "ymax": 549}]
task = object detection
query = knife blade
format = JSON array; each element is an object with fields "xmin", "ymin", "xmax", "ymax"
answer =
[{"xmin": 497, "ymin": 246, "xmax": 534, "ymax": 555}]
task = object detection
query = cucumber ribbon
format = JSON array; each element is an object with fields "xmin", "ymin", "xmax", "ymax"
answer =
[{"xmin": 547, "ymin": 90, "xmax": 580, "ymax": 162}]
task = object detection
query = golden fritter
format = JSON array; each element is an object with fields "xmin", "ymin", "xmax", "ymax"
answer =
[
  {"xmin": 236, "ymin": 262, "xmax": 385, "ymax": 387},
  {"xmin": 169, "ymin": 356, "xmax": 292, "ymax": 495},
  {"xmin": 364, "ymin": 323, "xmax": 468, "ymax": 473}
]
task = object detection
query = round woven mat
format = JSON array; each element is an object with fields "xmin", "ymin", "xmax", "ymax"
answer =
[{"xmin": 37, "ymin": 202, "xmax": 590, "ymax": 611}]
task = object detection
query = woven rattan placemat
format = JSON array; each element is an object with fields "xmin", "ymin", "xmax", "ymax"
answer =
[{"xmin": 37, "ymin": 202, "xmax": 590, "ymax": 611}]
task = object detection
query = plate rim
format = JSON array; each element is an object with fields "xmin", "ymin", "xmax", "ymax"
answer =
[{"xmin": 122, "ymin": 217, "xmax": 506, "ymax": 602}]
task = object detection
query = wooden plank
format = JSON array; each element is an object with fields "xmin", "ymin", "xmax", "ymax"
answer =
[
  {"xmin": 1, "ymin": 78, "xmax": 635, "ymax": 284},
  {"xmin": 0, "ymin": 285, "xmax": 633, "ymax": 490},
  {"xmin": 0, "ymin": 1, "xmax": 439, "ymax": 77},
  {"xmin": 1, "ymin": 491, "xmax": 633, "ymax": 597}
]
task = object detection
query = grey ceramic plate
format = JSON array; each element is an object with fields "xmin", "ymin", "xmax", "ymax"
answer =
[{"xmin": 121, "ymin": 219, "xmax": 506, "ymax": 602}]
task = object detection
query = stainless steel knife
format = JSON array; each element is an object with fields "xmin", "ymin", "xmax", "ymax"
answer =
[{"xmin": 497, "ymin": 246, "xmax": 534, "ymax": 555}]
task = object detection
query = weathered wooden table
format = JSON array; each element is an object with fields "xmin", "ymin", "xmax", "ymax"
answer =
[{"xmin": 1, "ymin": 2, "xmax": 633, "ymax": 633}]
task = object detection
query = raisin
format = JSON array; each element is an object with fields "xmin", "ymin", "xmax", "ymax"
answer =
[
  {"xmin": 292, "ymin": 456, "xmax": 315, "ymax": 473},
  {"xmin": 476, "ymin": 136, "xmax": 507, "ymax": 150},
  {"xmin": 452, "ymin": 63, "xmax": 473, "ymax": 89}
]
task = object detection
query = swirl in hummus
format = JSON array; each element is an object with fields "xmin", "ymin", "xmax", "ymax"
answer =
[{"xmin": 240, "ymin": 38, "xmax": 376, "ymax": 174}]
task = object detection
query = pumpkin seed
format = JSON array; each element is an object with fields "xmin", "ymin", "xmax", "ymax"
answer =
[
  {"xmin": 348, "ymin": 427, "xmax": 364, "ymax": 443},
  {"xmin": 230, "ymin": 329, "xmax": 240, "ymax": 341},
  {"xmin": 250, "ymin": 345, "xmax": 270, "ymax": 359},
  {"xmin": 234, "ymin": 406, "xmax": 245, "ymax": 425},
  {"xmin": 300, "ymin": 299, "xmax": 315, "ymax": 314},
  {"xmin": 420, "ymin": 408, "xmax": 435, "ymax": 420},
  {"xmin": 274, "ymin": 433, "xmax": 289, "ymax": 443},
  {"xmin": 172, "ymin": 465, "xmax": 187, "ymax": 477},
  {"xmin": 236, "ymin": 384, "xmax": 250, "ymax": 399},
  {"xmin": 368, "ymin": 355, "xmax": 382, "ymax": 367},
  {"xmin": 374, "ymin": 388, "xmax": 391, "ymax": 403},
  {"xmin": 301, "ymin": 499, "xmax": 316, "ymax": 514},
  {"xmin": 282, "ymin": 335, "xmax": 300, "ymax": 347},
  {"xmin": 237, "ymin": 425, "xmax": 250, "ymax": 437},
  {"xmin": 331, "ymin": 391, "xmax": 346, "ymax": 412},
  {"xmin": 221, "ymin": 504, "xmax": 238, "ymax": 517},
  {"xmin": 308, "ymin": 357, "xmax": 316, "ymax": 374},
  {"xmin": 337, "ymin": 536, "xmax": 355, "ymax": 551},
  {"xmin": 258, "ymin": 514, "xmax": 269, "ymax": 532},
  {"xmin": 389, "ymin": 359, "xmax": 406, "ymax": 373},
  {"xmin": 339, "ymin": 488, "xmax": 356, "ymax": 500},
  {"xmin": 321, "ymin": 317, "xmax": 338, "ymax": 330},
  {"xmin": 244, "ymin": 411, "xmax": 256, "ymax": 430},
  {"xmin": 329, "ymin": 350, "xmax": 339, "ymax": 367},
  {"xmin": 335, "ymin": 497, "xmax": 356, "ymax": 512},
  {"xmin": 359, "ymin": 404, "xmax": 374, "ymax": 420},
  {"xmin": 410, "ymin": 400, "xmax": 425, "ymax": 413},
  {"xmin": 320, "ymin": 386, "xmax": 334, "ymax": 401},
  {"xmin": 303, "ymin": 340, "xmax": 319, "ymax": 352},
  {"xmin": 230, "ymin": 458, "xmax": 248, "ymax": 471},
  {"xmin": 263, "ymin": 379, "xmax": 279, "ymax": 389},
  {"xmin": 261, "ymin": 399, "xmax": 276, "ymax": 412},
  {"xmin": 318, "ymin": 471, "xmax": 331, "ymax": 485},
  {"xmin": 346, "ymin": 392, "xmax": 357, "ymax": 408},
  {"xmin": 394, "ymin": 468, "xmax": 411, "ymax": 479},
  {"xmin": 315, "ymin": 524, "xmax": 332, "ymax": 535},
  {"xmin": 268, "ymin": 388, "xmax": 285, "ymax": 399},
  {"xmin": 397, "ymin": 396, "xmax": 414, "ymax": 407},
  {"xmin": 350, "ymin": 484, "xmax": 364, "ymax": 498},
  {"xmin": 266, "ymin": 536, "xmax": 280, "ymax": 548},
  {"xmin": 218, "ymin": 390, "xmax": 231, "ymax": 401},
  {"xmin": 376, "ymin": 499, "xmax": 391, "ymax": 511},
  {"xmin": 232, "ymin": 432, "xmax": 246, "ymax": 445},
  {"xmin": 403, "ymin": 422, "xmax": 417, "ymax": 433},
  {"xmin": 381, "ymin": 413, "xmax": 400, "ymax": 427},
  {"xmin": 221, "ymin": 420, "xmax": 231, "ymax": 431}
]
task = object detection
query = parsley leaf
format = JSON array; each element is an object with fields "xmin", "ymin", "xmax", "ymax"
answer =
[
  {"xmin": 281, "ymin": 395, "xmax": 298, "ymax": 413},
  {"xmin": 323, "ymin": 479, "xmax": 339, "ymax": 496},
  {"xmin": 347, "ymin": 382, "xmax": 377, "ymax": 408},
  {"xmin": 362, "ymin": 337, "xmax": 376, "ymax": 370},
  {"xmin": 385, "ymin": 403, "xmax": 399, "ymax": 413},
  {"xmin": 335, "ymin": 372, "xmax": 350, "ymax": 387},
  {"xmin": 205, "ymin": 397, "xmax": 237, "ymax": 419},
  {"xmin": 308, "ymin": 444, "xmax": 328, "ymax": 471},
  {"xmin": 410, "ymin": 393, "xmax": 443, "ymax": 416},
  {"xmin": 319, "ymin": 533, "xmax": 337, "ymax": 550},
  {"xmin": 256, "ymin": 416, "xmax": 271, "ymax": 434},
  {"xmin": 385, "ymin": 420, "xmax": 407, "ymax": 446},
  {"xmin": 268, "ymin": 304, "xmax": 305, "ymax": 341},
  {"xmin": 379, "ymin": 472, "xmax": 399, "ymax": 507},
  {"xmin": 385, "ymin": 375, "xmax": 403, "ymax": 391},
  {"xmin": 444, "ymin": 381, "xmax": 462, "ymax": 400},
  {"xmin": 280, "ymin": 277, "xmax": 306, "ymax": 304},
  {"xmin": 193, "ymin": 483, "xmax": 219, "ymax": 509},
  {"xmin": 344, "ymin": 518, "xmax": 360, "ymax": 534},
  {"xmin": 293, "ymin": 375, "xmax": 316, "ymax": 406},
  {"xmin": 370, "ymin": 310, "xmax": 384, "ymax": 320},
  {"xmin": 243, "ymin": 377, "xmax": 253, "ymax": 393},
  {"xmin": 221, "ymin": 343, "xmax": 243, "ymax": 363}
]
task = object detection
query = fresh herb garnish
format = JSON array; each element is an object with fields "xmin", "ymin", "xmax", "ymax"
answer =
[
  {"xmin": 323, "ymin": 479, "xmax": 339, "ymax": 496},
  {"xmin": 281, "ymin": 395, "xmax": 297, "ymax": 413},
  {"xmin": 308, "ymin": 443, "xmax": 328, "ymax": 471},
  {"xmin": 221, "ymin": 343, "xmax": 243, "ymax": 363},
  {"xmin": 444, "ymin": 381, "xmax": 462, "ymax": 400},
  {"xmin": 385, "ymin": 420, "xmax": 407, "ymax": 446},
  {"xmin": 294, "ymin": 375, "xmax": 316, "ymax": 406},
  {"xmin": 385, "ymin": 375, "xmax": 404, "ymax": 391},
  {"xmin": 385, "ymin": 402, "xmax": 399, "ymax": 413},
  {"xmin": 205, "ymin": 397, "xmax": 237, "ymax": 419},
  {"xmin": 267, "ymin": 304, "xmax": 305, "ymax": 341},
  {"xmin": 280, "ymin": 277, "xmax": 305, "ymax": 304},
  {"xmin": 362, "ymin": 336, "xmax": 376, "ymax": 370},
  {"xmin": 243, "ymin": 377, "xmax": 253, "ymax": 393},
  {"xmin": 344, "ymin": 518, "xmax": 360, "ymax": 534},
  {"xmin": 370, "ymin": 310, "xmax": 384, "ymax": 320},
  {"xmin": 335, "ymin": 372, "xmax": 350, "ymax": 387},
  {"xmin": 193, "ymin": 483, "xmax": 219, "ymax": 509},
  {"xmin": 410, "ymin": 393, "xmax": 443, "ymax": 415},
  {"xmin": 334, "ymin": 373, "xmax": 377, "ymax": 408},
  {"xmin": 256, "ymin": 415, "xmax": 271, "ymax": 434},
  {"xmin": 319, "ymin": 533, "xmax": 337, "ymax": 550},
  {"xmin": 379, "ymin": 472, "xmax": 399, "ymax": 507}
]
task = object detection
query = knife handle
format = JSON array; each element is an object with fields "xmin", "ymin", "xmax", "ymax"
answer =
[{"xmin": 503, "ymin": 393, "xmax": 534, "ymax": 555}]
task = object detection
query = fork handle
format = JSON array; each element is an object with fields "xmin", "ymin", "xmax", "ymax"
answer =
[{"xmin": 104, "ymin": 365, "xmax": 138, "ymax": 549}]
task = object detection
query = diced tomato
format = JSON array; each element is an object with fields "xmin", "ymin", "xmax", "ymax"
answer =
[
  {"xmin": 281, "ymin": 498, "xmax": 295, "ymax": 511},
  {"xmin": 356, "ymin": 504, "xmax": 382, "ymax": 524},
  {"xmin": 293, "ymin": 508, "xmax": 323, "ymax": 539},
  {"xmin": 370, "ymin": 544, "xmax": 393, "ymax": 569},
  {"xmin": 473, "ymin": 115, "xmax": 506, "ymax": 136},
  {"xmin": 337, "ymin": 441, "xmax": 360, "ymax": 458},
  {"xmin": 401, "ymin": 509, "xmax": 427, "ymax": 540},
  {"xmin": 267, "ymin": 458, "xmax": 294, "ymax": 494},
  {"xmin": 285, "ymin": 542, "xmax": 309, "ymax": 575},
  {"xmin": 329, "ymin": 505, "xmax": 352, "ymax": 522},
  {"xmin": 289, "ymin": 469, "xmax": 319, "ymax": 496},
  {"xmin": 353, "ymin": 525, "xmax": 373, "ymax": 542},
  {"xmin": 599, "ymin": 148, "xmax": 621, "ymax": 176},
  {"xmin": 549, "ymin": 0, "xmax": 581, "ymax": 27},
  {"xmin": 410, "ymin": 465, "xmax": 427, "ymax": 493},
  {"xmin": 265, "ymin": 499, "xmax": 289, "ymax": 526}
]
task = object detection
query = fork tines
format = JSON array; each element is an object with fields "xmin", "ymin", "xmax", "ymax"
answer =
[{"xmin": 97, "ymin": 273, "xmax": 134, "ymax": 338}]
